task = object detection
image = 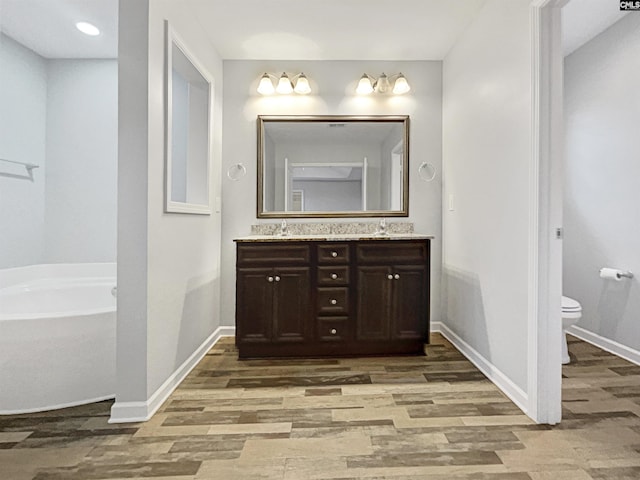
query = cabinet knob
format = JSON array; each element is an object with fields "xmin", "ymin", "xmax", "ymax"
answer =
[
  {"xmin": 331, "ymin": 273, "xmax": 338, "ymax": 280},
  {"xmin": 267, "ymin": 276, "xmax": 274, "ymax": 282},
  {"xmin": 275, "ymin": 276, "xmax": 281, "ymax": 282},
  {"xmin": 394, "ymin": 274, "xmax": 400, "ymax": 280},
  {"xmin": 330, "ymin": 328, "xmax": 337, "ymax": 335},
  {"xmin": 387, "ymin": 274, "xmax": 393, "ymax": 280},
  {"xmin": 331, "ymin": 251, "xmax": 338, "ymax": 257},
  {"xmin": 330, "ymin": 299, "xmax": 337, "ymax": 305}
]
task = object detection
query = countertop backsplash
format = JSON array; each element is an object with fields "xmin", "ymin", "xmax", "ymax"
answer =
[{"xmin": 250, "ymin": 221, "xmax": 414, "ymax": 236}]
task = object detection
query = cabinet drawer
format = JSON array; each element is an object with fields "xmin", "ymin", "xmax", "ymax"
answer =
[
  {"xmin": 356, "ymin": 241, "xmax": 427, "ymax": 264},
  {"xmin": 317, "ymin": 244, "xmax": 350, "ymax": 264},
  {"xmin": 317, "ymin": 266, "xmax": 350, "ymax": 285},
  {"xmin": 317, "ymin": 287, "xmax": 349, "ymax": 314},
  {"xmin": 317, "ymin": 317, "xmax": 350, "ymax": 342},
  {"xmin": 237, "ymin": 244, "xmax": 310, "ymax": 266}
]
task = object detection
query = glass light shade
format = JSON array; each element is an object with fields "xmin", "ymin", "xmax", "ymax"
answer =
[
  {"xmin": 356, "ymin": 74, "xmax": 374, "ymax": 95},
  {"xmin": 293, "ymin": 73, "xmax": 311, "ymax": 94},
  {"xmin": 392, "ymin": 74, "xmax": 410, "ymax": 94},
  {"xmin": 376, "ymin": 73, "xmax": 390, "ymax": 93},
  {"xmin": 257, "ymin": 73, "xmax": 275, "ymax": 95},
  {"xmin": 276, "ymin": 73, "xmax": 294, "ymax": 94}
]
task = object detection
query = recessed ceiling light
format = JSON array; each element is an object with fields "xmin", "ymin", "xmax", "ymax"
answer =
[{"xmin": 76, "ymin": 22, "xmax": 100, "ymax": 36}]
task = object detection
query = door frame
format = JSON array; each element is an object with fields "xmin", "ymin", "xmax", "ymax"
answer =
[{"xmin": 528, "ymin": 0, "xmax": 569, "ymax": 424}]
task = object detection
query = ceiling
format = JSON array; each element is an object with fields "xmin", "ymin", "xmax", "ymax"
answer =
[
  {"xmin": 0, "ymin": 0, "xmax": 118, "ymax": 58},
  {"xmin": 562, "ymin": 0, "xmax": 629, "ymax": 56},
  {"xmin": 0, "ymin": 0, "xmax": 630, "ymax": 60}
]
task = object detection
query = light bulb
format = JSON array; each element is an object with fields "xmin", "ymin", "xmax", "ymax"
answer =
[
  {"xmin": 276, "ymin": 73, "xmax": 293, "ymax": 94},
  {"xmin": 257, "ymin": 73, "xmax": 275, "ymax": 95},
  {"xmin": 293, "ymin": 73, "xmax": 311, "ymax": 94},
  {"xmin": 392, "ymin": 73, "xmax": 411, "ymax": 94},
  {"xmin": 376, "ymin": 73, "xmax": 390, "ymax": 93},
  {"xmin": 76, "ymin": 21, "xmax": 100, "ymax": 36},
  {"xmin": 356, "ymin": 74, "xmax": 374, "ymax": 95}
]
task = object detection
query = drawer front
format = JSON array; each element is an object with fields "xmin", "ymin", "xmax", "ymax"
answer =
[
  {"xmin": 317, "ymin": 317, "xmax": 350, "ymax": 342},
  {"xmin": 317, "ymin": 244, "xmax": 350, "ymax": 264},
  {"xmin": 356, "ymin": 241, "xmax": 428, "ymax": 264},
  {"xmin": 317, "ymin": 287, "xmax": 349, "ymax": 314},
  {"xmin": 317, "ymin": 266, "xmax": 350, "ymax": 286},
  {"xmin": 237, "ymin": 243, "xmax": 310, "ymax": 266}
]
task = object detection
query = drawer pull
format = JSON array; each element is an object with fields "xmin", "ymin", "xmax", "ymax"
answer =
[
  {"xmin": 387, "ymin": 274, "xmax": 393, "ymax": 280},
  {"xmin": 330, "ymin": 328, "xmax": 337, "ymax": 335},
  {"xmin": 331, "ymin": 273, "xmax": 338, "ymax": 280},
  {"xmin": 267, "ymin": 276, "xmax": 274, "ymax": 282},
  {"xmin": 275, "ymin": 276, "xmax": 281, "ymax": 282},
  {"xmin": 330, "ymin": 299, "xmax": 337, "ymax": 305},
  {"xmin": 331, "ymin": 251, "xmax": 338, "ymax": 257},
  {"xmin": 394, "ymin": 274, "xmax": 400, "ymax": 280}
]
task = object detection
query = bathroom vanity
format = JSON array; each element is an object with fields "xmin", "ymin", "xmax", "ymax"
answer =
[{"xmin": 234, "ymin": 235, "xmax": 431, "ymax": 359}]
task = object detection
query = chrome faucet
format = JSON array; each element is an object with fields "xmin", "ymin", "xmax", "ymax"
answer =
[
  {"xmin": 280, "ymin": 219, "xmax": 289, "ymax": 236},
  {"xmin": 376, "ymin": 218, "xmax": 388, "ymax": 236}
]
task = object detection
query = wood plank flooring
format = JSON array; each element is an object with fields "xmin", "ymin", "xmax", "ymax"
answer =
[{"xmin": 1, "ymin": 334, "xmax": 640, "ymax": 479}]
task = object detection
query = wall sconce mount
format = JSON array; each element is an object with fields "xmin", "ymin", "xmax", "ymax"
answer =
[
  {"xmin": 356, "ymin": 72, "xmax": 410, "ymax": 95},
  {"xmin": 257, "ymin": 72, "xmax": 311, "ymax": 95}
]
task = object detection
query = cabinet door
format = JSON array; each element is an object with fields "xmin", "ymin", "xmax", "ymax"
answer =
[
  {"xmin": 273, "ymin": 267, "xmax": 311, "ymax": 343},
  {"xmin": 236, "ymin": 268, "xmax": 273, "ymax": 343},
  {"xmin": 392, "ymin": 264, "xmax": 428, "ymax": 340},
  {"xmin": 356, "ymin": 266, "xmax": 393, "ymax": 340}
]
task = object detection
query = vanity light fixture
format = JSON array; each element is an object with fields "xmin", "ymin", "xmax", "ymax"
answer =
[
  {"xmin": 257, "ymin": 72, "xmax": 312, "ymax": 95},
  {"xmin": 356, "ymin": 72, "xmax": 411, "ymax": 95}
]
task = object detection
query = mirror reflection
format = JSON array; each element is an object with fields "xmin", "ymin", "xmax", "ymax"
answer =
[{"xmin": 258, "ymin": 116, "xmax": 409, "ymax": 218}]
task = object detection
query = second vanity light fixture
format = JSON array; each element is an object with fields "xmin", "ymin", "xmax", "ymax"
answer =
[
  {"xmin": 257, "ymin": 72, "xmax": 311, "ymax": 95},
  {"xmin": 356, "ymin": 72, "xmax": 411, "ymax": 95}
]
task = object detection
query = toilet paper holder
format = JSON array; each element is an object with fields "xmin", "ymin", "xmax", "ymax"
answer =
[{"xmin": 600, "ymin": 268, "xmax": 634, "ymax": 280}]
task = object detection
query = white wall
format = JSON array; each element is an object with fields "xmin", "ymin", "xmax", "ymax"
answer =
[
  {"xmin": 442, "ymin": 0, "xmax": 532, "ymax": 396},
  {"xmin": 114, "ymin": 0, "xmax": 223, "ymax": 419},
  {"xmin": 0, "ymin": 34, "xmax": 47, "ymax": 268},
  {"xmin": 44, "ymin": 59, "xmax": 117, "ymax": 264},
  {"xmin": 564, "ymin": 14, "xmax": 640, "ymax": 350},
  {"xmin": 221, "ymin": 60, "xmax": 443, "ymax": 326}
]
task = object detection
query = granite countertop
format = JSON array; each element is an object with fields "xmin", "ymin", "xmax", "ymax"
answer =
[{"xmin": 234, "ymin": 233, "xmax": 434, "ymax": 242}]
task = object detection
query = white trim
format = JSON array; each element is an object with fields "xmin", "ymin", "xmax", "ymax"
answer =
[
  {"xmin": 284, "ymin": 157, "xmax": 289, "ymax": 211},
  {"xmin": 528, "ymin": 0, "xmax": 542, "ymax": 423},
  {"xmin": 164, "ymin": 20, "xmax": 215, "ymax": 215},
  {"xmin": 432, "ymin": 322, "xmax": 529, "ymax": 415},
  {"xmin": 528, "ymin": 0, "xmax": 565, "ymax": 425},
  {"xmin": 109, "ymin": 326, "xmax": 236, "ymax": 423},
  {"xmin": 0, "ymin": 395, "xmax": 115, "ymax": 416},
  {"xmin": 567, "ymin": 326, "xmax": 640, "ymax": 367}
]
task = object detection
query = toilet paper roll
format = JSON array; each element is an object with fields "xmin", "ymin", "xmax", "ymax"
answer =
[{"xmin": 600, "ymin": 268, "xmax": 624, "ymax": 281}]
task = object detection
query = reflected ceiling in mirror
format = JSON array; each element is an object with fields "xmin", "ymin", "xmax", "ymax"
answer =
[{"xmin": 257, "ymin": 115, "xmax": 409, "ymax": 218}]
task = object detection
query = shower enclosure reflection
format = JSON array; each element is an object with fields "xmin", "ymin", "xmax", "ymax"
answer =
[{"xmin": 258, "ymin": 115, "xmax": 409, "ymax": 218}]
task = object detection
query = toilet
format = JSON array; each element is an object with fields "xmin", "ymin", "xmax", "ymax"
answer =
[{"xmin": 562, "ymin": 295, "xmax": 582, "ymax": 364}]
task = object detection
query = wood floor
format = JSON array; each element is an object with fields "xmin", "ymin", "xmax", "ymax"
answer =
[{"xmin": 2, "ymin": 334, "xmax": 640, "ymax": 479}]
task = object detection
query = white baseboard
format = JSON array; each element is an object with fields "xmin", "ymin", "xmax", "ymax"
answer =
[
  {"xmin": 0, "ymin": 395, "xmax": 115, "ymax": 416},
  {"xmin": 109, "ymin": 326, "xmax": 236, "ymax": 423},
  {"xmin": 431, "ymin": 322, "xmax": 529, "ymax": 415},
  {"xmin": 566, "ymin": 325, "xmax": 640, "ymax": 367}
]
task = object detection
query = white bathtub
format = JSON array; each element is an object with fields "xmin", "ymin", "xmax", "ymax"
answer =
[{"xmin": 0, "ymin": 263, "xmax": 116, "ymax": 414}]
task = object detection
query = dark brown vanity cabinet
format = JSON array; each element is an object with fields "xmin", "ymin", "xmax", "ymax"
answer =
[
  {"xmin": 236, "ymin": 244, "xmax": 312, "ymax": 348},
  {"xmin": 235, "ymin": 239, "xmax": 430, "ymax": 358},
  {"xmin": 356, "ymin": 243, "xmax": 429, "ymax": 342}
]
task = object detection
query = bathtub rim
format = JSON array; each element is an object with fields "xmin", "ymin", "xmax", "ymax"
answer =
[{"xmin": 0, "ymin": 263, "xmax": 117, "ymax": 321}]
